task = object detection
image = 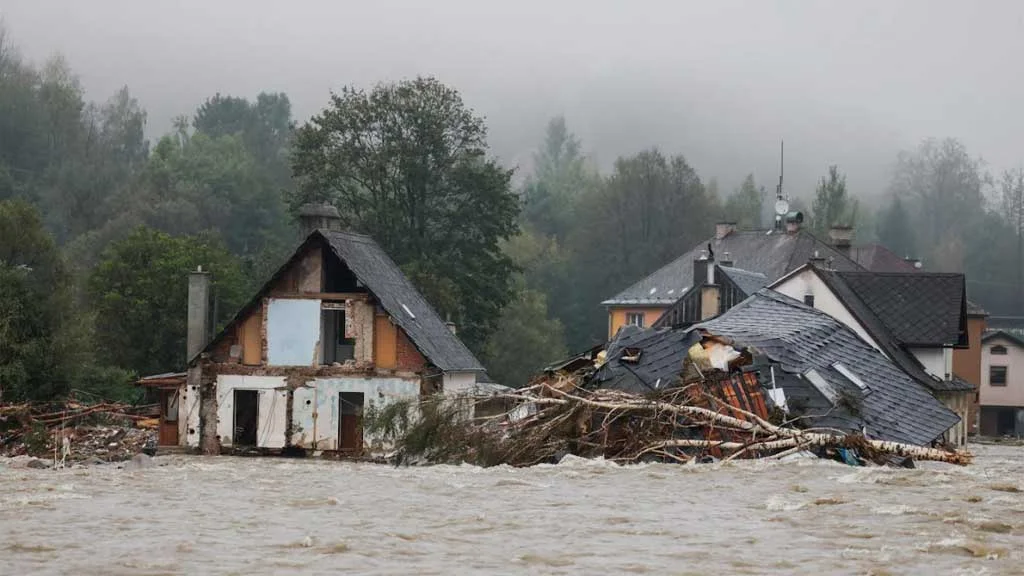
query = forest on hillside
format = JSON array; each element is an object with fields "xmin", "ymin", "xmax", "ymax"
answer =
[{"xmin": 3, "ymin": 28, "xmax": 1024, "ymax": 399}]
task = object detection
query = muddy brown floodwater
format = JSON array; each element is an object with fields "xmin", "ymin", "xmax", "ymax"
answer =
[{"xmin": 1, "ymin": 444, "xmax": 1022, "ymax": 575}]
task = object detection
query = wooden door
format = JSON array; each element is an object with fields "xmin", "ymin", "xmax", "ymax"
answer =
[
  {"xmin": 158, "ymin": 388, "xmax": 179, "ymax": 446},
  {"xmin": 339, "ymin": 392, "xmax": 364, "ymax": 455}
]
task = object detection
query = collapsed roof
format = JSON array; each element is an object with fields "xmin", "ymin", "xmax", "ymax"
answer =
[{"xmin": 592, "ymin": 289, "xmax": 960, "ymax": 446}]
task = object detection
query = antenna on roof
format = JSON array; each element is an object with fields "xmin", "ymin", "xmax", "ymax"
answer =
[{"xmin": 772, "ymin": 140, "xmax": 789, "ymax": 232}]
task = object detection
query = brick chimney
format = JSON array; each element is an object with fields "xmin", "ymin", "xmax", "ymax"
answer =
[
  {"xmin": 829, "ymin": 225, "xmax": 854, "ymax": 257},
  {"xmin": 715, "ymin": 222, "xmax": 736, "ymax": 240},
  {"xmin": 298, "ymin": 202, "xmax": 342, "ymax": 236}
]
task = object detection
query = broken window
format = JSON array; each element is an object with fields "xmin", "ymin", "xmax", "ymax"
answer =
[
  {"xmin": 321, "ymin": 308, "xmax": 356, "ymax": 365},
  {"xmin": 990, "ymin": 366, "xmax": 1008, "ymax": 386},
  {"xmin": 626, "ymin": 312, "xmax": 645, "ymax": 328},
  {"xmin": 803, "ymin": 368, "xmax": 839, "ymax": 405}
]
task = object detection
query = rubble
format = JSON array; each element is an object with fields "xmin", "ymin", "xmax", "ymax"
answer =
[
  {"xmin": 369, "ymin": 371, "xmax": 972, "ymax": 468},
  {"xmin": 1, "ymin": 400, "xmax": 158, "ymax": 464}
]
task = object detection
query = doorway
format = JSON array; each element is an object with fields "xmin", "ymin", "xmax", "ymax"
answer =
[
  {"xmin": 158, "ymin": 388, "xmax": 179, "ymax": 446},
  {"xmin": 233, "ymin": 390, "xmax": 259, "ymax": 447},
  {"xmin": 339, "ymin": 392, "xmax": 364, "ymax": 454}
]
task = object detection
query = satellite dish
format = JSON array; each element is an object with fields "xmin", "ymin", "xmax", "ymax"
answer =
[{"xmin": 774, "ymin": 198, "xmax": 790, "ymax": 216}]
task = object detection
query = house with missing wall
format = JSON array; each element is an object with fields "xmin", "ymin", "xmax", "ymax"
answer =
[
  {"xmin": 601, "ymin": 218, "xmax": 862, "ymax": 338},
  {"xmin": 141, "ymin": 205, "xmax": 487, "ymax": 455},
  {"xmin": 979, "ymin": 330, "xmax": 1024, "ymax": 437},
  {"xmin": 769, "ymin": 265, "xmax": 973, "ymax": 446}
]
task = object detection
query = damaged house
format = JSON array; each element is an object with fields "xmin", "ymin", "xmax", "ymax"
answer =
[
  {"xmin": 769, "ymin": 265, "xmax": 973, "ymax": 446},
  {"xmin": 152, "ymin": 206, "xmax": 486, "ymax": 455},
  {"xmin": 592, "ymin": 289, "xmax": 960, "ymax": 448}
]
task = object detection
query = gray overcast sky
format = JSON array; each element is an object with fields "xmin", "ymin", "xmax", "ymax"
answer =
[{"xmin": 3, "ymin": 0, "xmax": 1023, "ymax": 202}]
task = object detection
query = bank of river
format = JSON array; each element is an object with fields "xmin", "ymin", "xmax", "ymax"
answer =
[{"xmin": 1, "ymin": 443, "xmax": 1022, "ymax": 575}]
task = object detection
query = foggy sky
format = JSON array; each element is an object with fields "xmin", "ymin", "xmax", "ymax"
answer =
[{"xmin": 3, "ymin": 0, "xmax": 1024, "ymax": 204}]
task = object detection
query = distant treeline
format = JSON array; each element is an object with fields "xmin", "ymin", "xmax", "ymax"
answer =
[{"xmin": 1, "ymin": 27, "xmax": 1022, "ymax": 400}]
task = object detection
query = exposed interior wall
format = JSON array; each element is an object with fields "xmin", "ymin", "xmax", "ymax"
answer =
[
  {"xmin": 266, "ymin": 298, "xmax": 322, "ymax": 366},
  {"xmin": 291, "ymin": 376, "xmax": 419, "ymax": 451},
  {"xmin": 374, "ymin": 313, "xmax": 398, "ymax": 369},
  {"xmin": 396, "ymin": 328, "xmax": 426, "ymax": 372},
  {"xmin": 215, "ymin": 375, "xmax": 288, "ymax": 449},
  {"xmin": 297, "ymin": 245, "xmax": 322, "ymax": 293},
  {"xmin": 772, "ymin": 270, "xmax": 882, "ymax": 351},
  {"xmin": 350, "ymin": 300, "xmax": 375, "ymax": 363},
  {"xmin": 607, "ymin": 306, "xmax": 668, "ymax": 338},
  {"xmin": 239, "ymin": 307, "xmax": 262, "ymax": 366}
]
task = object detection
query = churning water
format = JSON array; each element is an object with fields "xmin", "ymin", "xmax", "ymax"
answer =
[{"xmin": 1, "ymin": 444, "xmax": 1023, "ymax": 575}]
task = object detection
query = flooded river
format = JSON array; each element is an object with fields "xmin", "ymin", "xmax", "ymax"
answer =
[{"xmin": 1, "ymin": 444, "xmax": 1022, "ymax": 575}]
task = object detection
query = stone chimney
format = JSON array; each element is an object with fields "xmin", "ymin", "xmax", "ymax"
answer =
[
  {"xmin": 784, "ymin": 211, "xmax": 804, "ymax": 234},
  {"xmin": 445, "ymin": 321, "xmax": 457, "ymax": 335},
  {"xmin": 298, "ymin": 202, "xmax": 342, "ymax": 237},
  {"xmin": 828, "ymin": 225, "xmax": 854, "ymax": 256},
  {"xmin": 715, "ymin": 222, "xmax": 736, "ymax": 240},
  {"xmin": 187, "ymin": 266, "xmax": 211, "ymax": 361}
]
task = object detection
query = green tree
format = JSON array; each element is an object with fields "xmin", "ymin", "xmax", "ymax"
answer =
[
  {"xmin": 810, "ymin": 165, "xmax": 857, "ymax": 235},
  {"xmin": 1000, "ymin": 168, "xmax": 1024, "ymax": 312},
  {"xmin": 521, "ymin": 116, "xmax": 594, "ymax": 240},
  {"xmin": 88, "ymin": 227, "xmax": 246, "ymax": 376},
  {"xmin": 877, "ymin": 196, "xmax": 916, "ymax": 258},
  {"xmin": 724, "ymin": 174, "xmax": 763, "ymax": 229},
  {"xmin": 570, "ymin": 149, "xmax": 714, "ymax": 345},
  {"xmin": 0, "ymin": 200, "xmax": 71, "ymax": 400},
  {"xmin": 193, "ymin": 92, "xmax": 293, "ymax": 185},
  {"xmin": 292, "ymin": 77, "xmax": 519, "ymax": 349},
  {"xmin": 482, "ymin": 284, "xmax": 567, "ymax": 388},
  {"xmin": 889, "ymin": 138, "xmax": 988, "ymax": 270}
]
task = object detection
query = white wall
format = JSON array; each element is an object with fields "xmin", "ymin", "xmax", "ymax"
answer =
[
  {"xmin": 183, "ymin": 366, "xmax": 202, "ymax": 448},
  {"xmin": 442, "ymin": 372, "xmax": 478, "ymax": 394},
  {"xmin": 215, "ymin": 375, "xmax": 288, "ymax": 449},
  {"xmin": 910, "ymin": 347, "xmax": 947, "ymax": 380},
  {"xmin": 266, "ymin": 298, "xmax": 321, "ymax": 366},
  {"xmin": 291, "ymin": 376, "xmax": 420, "ymax": 451},
  {"xmin": 772, "ymin": 269, "xmax": 882, "ymax": 351}
]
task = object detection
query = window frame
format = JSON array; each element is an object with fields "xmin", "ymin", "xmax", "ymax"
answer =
[
  {"xmin": 625, "ymin": 312, "xmax": 645, "ymax": 328},
  {"xmin": 991, "ymin": 345, "xmax": 1008, "ymax": 356},
  {"xmin": 990, "ymin": 365, "xmax": 1008, "ymax": 387}
]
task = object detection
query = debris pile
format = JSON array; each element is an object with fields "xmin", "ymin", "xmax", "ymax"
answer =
[
  {"xmin": 1, "ymin": 400, "xmax": 158, "ymax": 463},
  {"xmin": 371, "ymin": 370, "xmax": 972, "ymax": 468}
]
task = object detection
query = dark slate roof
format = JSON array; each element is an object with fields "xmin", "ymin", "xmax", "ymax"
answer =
[
  {"xmin": 592, "ymin": 290, "xmax": 959, "ymax": 445},
  {"xmin": 696, "ymin": 290, "xmax": 959, "ymax": 445},
  {"xmin": 196, "ymin": 230, "xmax": 485, "ymax": 373},
  {"xmin": 603, "ymin": 229, "xmax": 862, "ymax": 306},
  {"xmin": 828, "ymin": 271, "xmax": 967, "ymax": 347},
  {"xmin": 809, "ymin": 269, "xmax": 971, "ymax": 392},
  {"xmin": 848, "ymin": 244, "xmax": 919, "ymax": 273},
  {"xmin": 717, "ymin": 266, "xmax": 768, "ymax": 296},
  {"xmin": 320, "ymin": 230, "xmax": 485, "ymax": 372}
]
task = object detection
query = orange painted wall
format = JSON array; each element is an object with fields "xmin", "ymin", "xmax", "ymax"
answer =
[
  {"xmin": 239, "ymin": 307, "xmax": 262, "ymax": 365},
  {"xmin": 374, "ymin": 314, "xmax": 398, "ymax": 369},
  {"xmin": 954, "ymin": 315, "xmax": 986, "ymax": 433},
  {"xmin": 607, "ymin": 307, "xmax": 668, "ymax": 339}
]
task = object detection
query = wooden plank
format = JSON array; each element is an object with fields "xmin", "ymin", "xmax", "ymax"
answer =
[{"xmin": 268, "ymin": 292, "xmax": 369, "ymax": 301}]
